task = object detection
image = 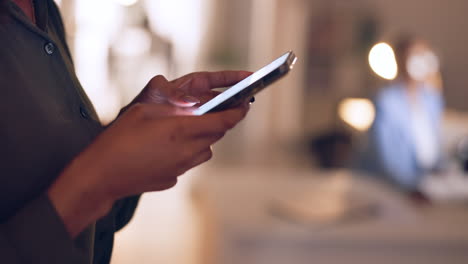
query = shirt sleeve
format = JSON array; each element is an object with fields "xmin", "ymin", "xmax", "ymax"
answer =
[
  {"xmin": 0, "ymin": 194, "xmax": 88, "ymax": 264},
  {"xmin": 113, "ymin": 195, "xmax": 141, "ymax": 232}
]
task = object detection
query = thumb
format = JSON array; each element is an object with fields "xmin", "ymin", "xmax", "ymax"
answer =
[
  {"xmin": 166, "ymin": 78, "xmax": 201, "ymax": 107},
  {"xmin": 129, "ymin": 103, "xmax": 195, "ymax": 120}
]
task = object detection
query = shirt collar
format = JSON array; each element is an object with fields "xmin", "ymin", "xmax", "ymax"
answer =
[{"xmin": 8, "ymin": 0, "xmax": 49, "ymax": 32}]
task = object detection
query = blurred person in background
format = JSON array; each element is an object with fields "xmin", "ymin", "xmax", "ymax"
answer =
[
  {"xmin": 0, "ymin": 0, "xmax": 251, "ymax": 263},
  {"xmin": 368, "ymin": 36, "xmax": 444, "ymax": 198}
]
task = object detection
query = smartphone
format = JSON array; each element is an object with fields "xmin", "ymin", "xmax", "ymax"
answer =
[{"xmin": 192, "ymin": 51, "xmax": 297, "ymax": 115}]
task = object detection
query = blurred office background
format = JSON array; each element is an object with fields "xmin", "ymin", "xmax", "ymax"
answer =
[{"xmin": 55, "ymin": 0, "xmax": 468, "ymax": 263}]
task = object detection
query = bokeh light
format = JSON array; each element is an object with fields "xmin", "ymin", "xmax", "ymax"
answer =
[
  {"xmin": 368, "ymin": 42, "xmax": 398, "ymax": 80},
  {"xmin": 338, "ymin": 98, "xmax": 376, "ymax": 131},
  {"xmin": 114, "ymin": 0, "xmax": 138, "ymax": 7}
]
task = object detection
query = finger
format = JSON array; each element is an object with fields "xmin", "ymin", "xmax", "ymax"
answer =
[
  {"xmin": 146, "ymin": 178, "xmax": 179, "ymax": 192},
  {"xmin": 169, "ymin": 94, "xmax": 201, "ymax": 107},
  {"xmin": 196, "ymin": 91, "xmax": 222, "ymax": 105},
  {"xmin": 150, "ymin": 75, "xmax": 200, "ymax": 107},
  {"xmin": 190, "ymin": 132, "xmax": 225, "ymax": 149},
  {"xmin": 127, "ymin": 103, "xmax": 194, "ymax": 120},
  {"xmin": 189, "ymin": 71, "xmax": 253, "ymax": 89},
  {"xmin": 148, "ymin": 75, "xmax": 171, "ymax": 96},
  {"xmin": 168, "ymin": 78, "xmax": 201, "ymax": 107},
  {"xmin": 149, "ymin": 104, "xmax": 195, "ymax": 117},
  {"xmin": 206, "ymin": 70, "xmax": 253, "ymax": 88},
  {"xmin": 180, "ymin": 104, "xmax": 250, "ymax": 137},
  {"xmin": 184, "ymin": 148, "xmax": 213, "ymax": 171},
  {"xmin": 147, "ymin": 75, "xmax": 184, "ymax": 104}
]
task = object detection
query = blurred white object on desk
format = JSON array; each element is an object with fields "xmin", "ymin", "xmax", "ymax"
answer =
[
  {"xmin": 193, "ymin": 167, "xmax": 468, "ymax": 264},
  {"xmin": 421, "ymin": 170, "xmax": 468, "ymax": 202}
]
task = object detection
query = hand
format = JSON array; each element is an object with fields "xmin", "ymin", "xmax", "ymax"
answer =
[
  {"xmin": 130, "ymin": 71, "xmax": 252, "ymax": 108},
  {"xmin": 48, "ymin": 102, "xmax": 249, "ymax": 237}
]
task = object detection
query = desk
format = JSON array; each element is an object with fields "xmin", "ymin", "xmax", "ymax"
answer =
[{"xmin": 192, "ymin": 167, "xmax": 468, "ymax": 264}]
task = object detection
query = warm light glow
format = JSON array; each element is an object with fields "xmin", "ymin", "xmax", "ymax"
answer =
[
  {"xmin": 74, "ymin": 0, "xmax": 123, "ymax": 124},
  {"xmin": 114, "ymin": 0, "xmax": 138, "ymax": 7},
  {"xmin": 369, "ymin": 42, "xmax": 398, "ymax": 80},
  {"xmin": 143, "ymin": 0, "xmax": 209, "ymax": 75},
  {"xmin": 338, "ymin": 98, "xmax": 376, "ymax": 131},
  {"xmin": 112, "ymin": 27, "xmax": 152, "ymax": 57}
]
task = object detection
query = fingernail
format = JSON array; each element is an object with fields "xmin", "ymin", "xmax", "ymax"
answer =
[{"xmin": 182, "ymin": 95, "xmax": 200, "ymax": 104}]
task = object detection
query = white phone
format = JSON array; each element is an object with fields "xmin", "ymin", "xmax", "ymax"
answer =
[{"xmin": 192, "ymin": 51, "xmax": 297, "ymax": 115}]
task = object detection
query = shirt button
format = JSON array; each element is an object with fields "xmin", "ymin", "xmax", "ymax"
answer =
[
  {"xmin": 80, "ymin": 106, "xmax": 89, "ymax": 119},
  {"xmin": 44, "ymin": 42, "xmax": 55, "ymax": 55}
]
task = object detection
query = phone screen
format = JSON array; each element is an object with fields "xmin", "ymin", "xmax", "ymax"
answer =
[{"xmin": 192, "ymin": 52, "xmax": 292, "ymax": 115}]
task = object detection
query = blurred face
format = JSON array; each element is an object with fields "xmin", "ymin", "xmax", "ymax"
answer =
[{"xmin": 405, "ymin": 42, "xmax": 439, "ymax": 82}]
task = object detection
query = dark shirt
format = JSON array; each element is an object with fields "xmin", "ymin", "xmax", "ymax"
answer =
[{"xmin": 0, "ymin": 1, "xmax": 139, "ymax": 263}]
